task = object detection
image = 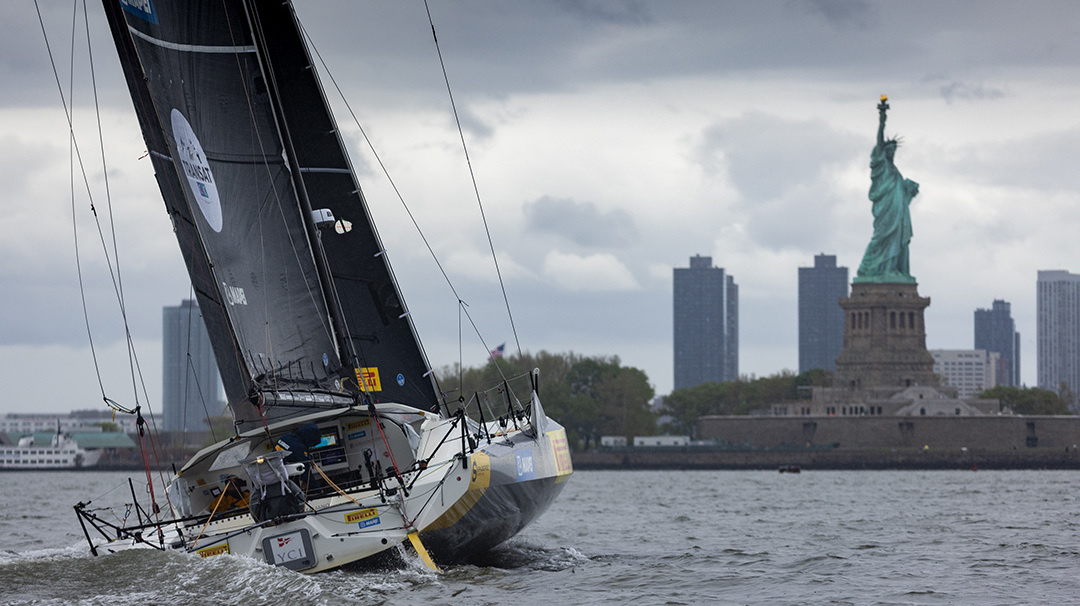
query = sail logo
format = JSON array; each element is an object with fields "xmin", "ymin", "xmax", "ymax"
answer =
[
  {"xmin": 119, "ymin": 0, "xmax": 158, "ymax": 24},
  {"xmin": 356, "ymin": 367, "xmax": 382, "ymax": 392},
  {"xmin": 222, "ymin": 282, "xmax": 248, "ymax": 306},
  {"xmin": 171, "ymin": 109, "xmax": 223, "ymax": 232}
]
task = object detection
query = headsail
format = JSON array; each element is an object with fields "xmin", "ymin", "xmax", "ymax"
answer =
[{"xmin": 103, "ymin": 0, "xmax": 442, "ymax": 426}]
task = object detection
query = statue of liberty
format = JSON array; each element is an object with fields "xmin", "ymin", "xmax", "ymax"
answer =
[{"xmin": 854, "ymin": 95, "xmax": 919, "ymax": 284}]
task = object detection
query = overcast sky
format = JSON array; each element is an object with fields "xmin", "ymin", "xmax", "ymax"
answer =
[{"xmin": 3, "ymin": 1, "xmax": 1080, "ymax": 416}]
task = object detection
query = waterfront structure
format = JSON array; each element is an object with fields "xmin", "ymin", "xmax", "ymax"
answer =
[
  {"xmin": 798, "ymin": 254, "xmax": 849, "ymax": 373},
  {"xmin": 0, "ymin": 411, "xmax": 141, "ymax": 434},
  {"xmin": 673, "ymin": 255, "xmax": 738, "ymax": 390},
  {"xmin": 1037, "ymin": 270, "xmax": 1080, "ymax": 408},
  {"xmin": 163, "ymin": 300, "xmax": 223, "ymax": 433},
  {"xmin": 974, "ymin": 300, "xmax": 1020, "ymax": 387},
  {"xmin": 930, "ymin": 349, "xmax": 998, "ymax": 398}
]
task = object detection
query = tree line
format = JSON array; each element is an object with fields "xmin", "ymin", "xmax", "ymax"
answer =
[
  {"xmin": 436, "ymin": 351, "xmax": 655, "ymax": 451},
  {"xmin": 975, "ymin": 385, "xmax": 1071, "ymax": 415},
  {"xmin": 658, "ymin": 369, "xmax": 832, "ymax": 438},
  {"xmin": 435, "ymin": 354, "xmax": 838, "ymax": 450},
  {"xmin": 432, "ymin": 354, "xmax": 1077, "ymax": 451}
]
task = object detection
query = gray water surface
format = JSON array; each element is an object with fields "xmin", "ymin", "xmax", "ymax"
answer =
[{"xmin": 1, "ymin": 469, "xmax": 1077, "ymax": 605}]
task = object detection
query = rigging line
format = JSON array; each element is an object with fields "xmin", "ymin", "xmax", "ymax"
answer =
[
  {"xmin": 184, "ymin": 294, "xmax": 219, "ymax": 444},
  {"xmin": 36, "ymin": 0, "xmax": 140, "ymax": 413},
  {"xmin": 297, "ymin": 17, "xmax": 507, "ymax": 387},
  {"xmin": 82, "ymin": 0, "xmax": 141, "ymax": 413},
  {"xmin": 297, "ymin": 21, "xmax": 462, "ymax": 304},
  {"xmin": 183, "ymin": 297, "xmax": 193, "ymax": 442},
  {"xmin": 458, "ymin": 300, "xmax": 464, "ymax": 395},
  {"xmin": 423, "ymin": 0, "xmax": 522, "ymax": 360},
  {"xmin": 189, "ymin": 349, "xmax": 218, "ymax": 438},
  {"xmin": 84, "ymin": 4, "xmax": 170, "ymax": 499},
  {"xmin": 51, "ymin": 4, "xmax": 104, "ymax": 402}
]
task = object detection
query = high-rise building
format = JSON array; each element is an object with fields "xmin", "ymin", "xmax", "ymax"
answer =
[
  {"xmin": 1037, "ymin": 270, "xmax": 1080, "ymax": 408},
  {"xmin": 163, "ymin": 299, "xmax": 223, "ymax": 433},
  {"xmin": 798, "ymin": 254, "xmax": 849, "ymax": 373},
  {"xmin": 974, "ymin": 299, "xmax": 1020, "ymax": 387},
  {"xmin": 673, "ymin": 255, "xmax": 738, "ymax": 390},
  {"xmin": 930, "ymin": 349, "xmax": 999, "ymax": 398}
]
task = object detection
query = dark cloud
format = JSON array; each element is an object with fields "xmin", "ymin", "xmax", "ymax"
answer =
[
  {"xmin": 523, "ymin": 196, "xmax": 638, "ymax": 248},
  {"xmin": 937, "ymin": 81, "xmax": 1008, "ymax": 103},
  {"xmin": 800, "ymin": 0, "xmax": 878, "ymax": 30}
]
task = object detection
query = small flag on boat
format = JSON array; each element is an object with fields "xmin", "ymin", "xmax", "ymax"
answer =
[{"xmin": 490, "ymin": 343, "xmax": 505, "ymax": 358}]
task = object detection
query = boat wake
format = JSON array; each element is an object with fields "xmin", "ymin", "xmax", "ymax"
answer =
[{"xmin": 455, "ymin": 539, "xmax": 589, "ymax": 571}]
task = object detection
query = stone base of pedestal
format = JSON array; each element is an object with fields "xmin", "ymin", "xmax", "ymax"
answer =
[{"xmin": 834, "ymin": 282, "xmax": 938, "ymax": 389}]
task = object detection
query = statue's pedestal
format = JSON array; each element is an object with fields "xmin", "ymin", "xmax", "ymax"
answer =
[{"xmin": 834, "ymin": 282, "xmax": 938, "ymax": 389}]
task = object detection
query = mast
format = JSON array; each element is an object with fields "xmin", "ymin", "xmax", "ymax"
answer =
[
  {"xmin": 238, "ymin": 0, "xmax": 444, "ymax": 414},
  {"xmin": 241, "ymin": 0, "xmax": 359, "ymax": 383}
]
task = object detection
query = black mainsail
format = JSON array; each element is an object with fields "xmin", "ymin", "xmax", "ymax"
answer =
[{"xmin": 103, "ymin": 0, "xmax": 441, "ymax": 427}]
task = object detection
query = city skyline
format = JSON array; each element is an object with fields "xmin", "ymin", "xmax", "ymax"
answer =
[
  {"xmin": 974, "ymin": 299, "xmax": 1020, "ymax": 388},
  {"xmin": 799, "ymin": 254, "xmax": 849, "ymax": 373},
  {"xmin": 162, "ymin": 300, "xmax": 223, "ymax": 434},
  {"xmin": 673, "ymin": 255, "xmax": 738, "ymax": 390},
  {"xmin": 1037, "ymin": 270, "xmax": 1080, "ymax": 409},
  {"xmin": 3, "ymin": 2, "xmax": 1080, "ymax": 413}
]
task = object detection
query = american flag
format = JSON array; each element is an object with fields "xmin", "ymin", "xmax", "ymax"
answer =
[{"xmin": 490, "ymin": 343, "xmax": 505, "ymax": 358}]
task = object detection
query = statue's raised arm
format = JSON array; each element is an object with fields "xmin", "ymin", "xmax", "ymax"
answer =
[
  {"xmin": 854, "ymin": 95, "xmax": 918, "ymax": 284},
  {"xmin": 876, "ymin": 95, "xmax": 889, "ymax": 148}
]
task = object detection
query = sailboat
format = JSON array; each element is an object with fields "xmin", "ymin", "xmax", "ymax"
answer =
[{"xmin": 74, "ymin": 0, "xmax": 572, "ymax": 572}]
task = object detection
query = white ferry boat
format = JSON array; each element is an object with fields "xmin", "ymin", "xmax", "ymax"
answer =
[{"xmin": 0, "ymin": 430, "xmax": 102, "ymax": 470}]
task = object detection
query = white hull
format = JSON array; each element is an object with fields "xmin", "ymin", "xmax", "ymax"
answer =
[
  {"xmin": 1, "ymin": 434, "xmax": 103, "ymax": 470},
  {"xmin": 81, "ymin": 403, "xmax": 487, "ymax": 572}
]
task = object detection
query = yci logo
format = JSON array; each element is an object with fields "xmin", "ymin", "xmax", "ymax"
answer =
[
  {"xmin": 171, "ymin": 109, "xmax": 223, "ymax": 232},
  {"xmin": 270, "ymin": 532, "xmax": 307, "ymax": 564}
]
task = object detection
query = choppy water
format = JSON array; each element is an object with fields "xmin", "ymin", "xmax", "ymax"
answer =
[{"xmin": 1, "ymin": 469, "xmax": 1078, "ymax": 605}]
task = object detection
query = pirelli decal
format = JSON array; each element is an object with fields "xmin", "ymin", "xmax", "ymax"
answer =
[
  {"xmin": 547, "ymin": 428, "xmax": 573, "ymax": 477},
  {"xmin": 356, "ymin": 367, "xmax": 382, "ymax": 392},
  {"xmin": 345, "ymin": 507, "xmax": 381, "ymax": 529},
  {"xmin": 197, "ymin": 543, "xmax": 230, "ymax": 558}
]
